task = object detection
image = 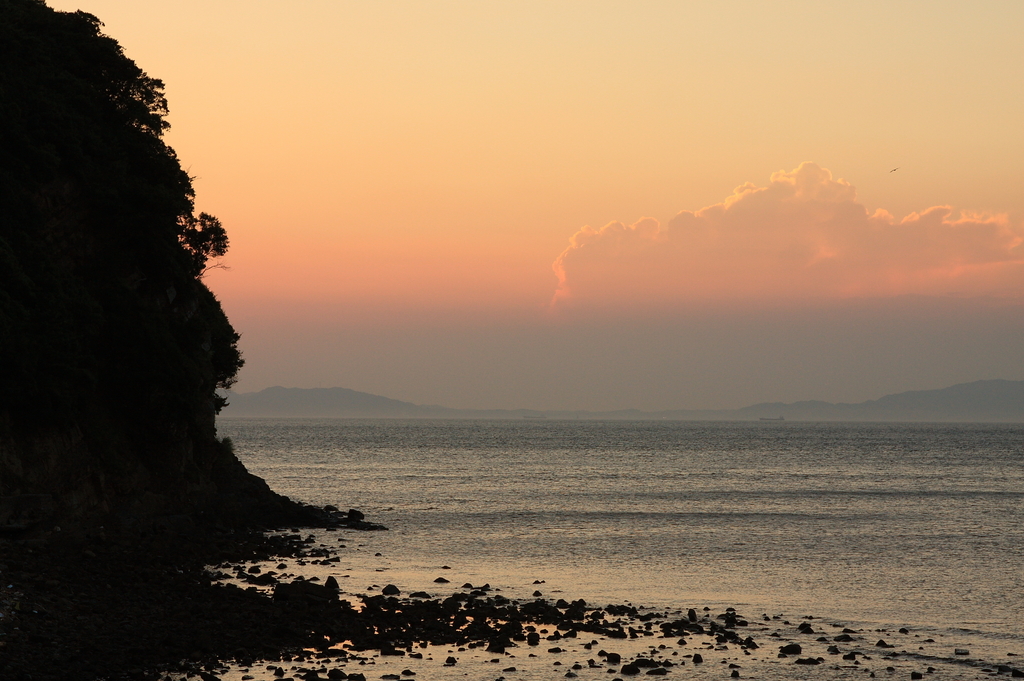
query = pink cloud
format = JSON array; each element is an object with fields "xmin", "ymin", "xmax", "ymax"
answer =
[{"xmin": 552, "ymin": 163, "xmax": 1024, "ymax": 309}]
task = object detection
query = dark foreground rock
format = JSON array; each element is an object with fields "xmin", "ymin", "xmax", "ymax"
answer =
[{"xmin": 0, "ymin": 507, "xmax": 384, "ymax": 681}]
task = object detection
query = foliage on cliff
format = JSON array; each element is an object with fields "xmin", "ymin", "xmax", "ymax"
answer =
[{"xmin": 0, "ymin": 0, "xmax": 246, "ymax": 515}]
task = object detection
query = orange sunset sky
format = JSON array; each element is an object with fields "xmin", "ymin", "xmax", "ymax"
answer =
[{"xmin": 49, "ymin": 0, "xmax": 1024, "ymax": 410}]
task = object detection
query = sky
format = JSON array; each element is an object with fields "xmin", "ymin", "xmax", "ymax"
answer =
[{"xmin": 49, "ymin": 0, "xmax": 1024, "ymax": 411}]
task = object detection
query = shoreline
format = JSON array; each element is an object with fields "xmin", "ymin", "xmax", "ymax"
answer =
[
  {"xmin": 0, "ymin": 508, "xmax": 373, "ymax": 680},
  {"xmin": 3, "ymin": 512, "xmax": 1022, "ymax": 681}
]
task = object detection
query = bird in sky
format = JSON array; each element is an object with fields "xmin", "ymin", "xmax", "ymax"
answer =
[{"xmin": 890, "ymin": 167, "xmax": 900, "ymax": 173}]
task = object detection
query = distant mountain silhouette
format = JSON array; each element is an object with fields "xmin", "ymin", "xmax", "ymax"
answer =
[
  {"xmin": 220, "ymin": 386, "xmax": 547, "ymax": 419},
  {"xmin": 221, "ymin": 379, "xmax": 1024, "ymax": 422},
  {"xmin": 220, "ymin": 386, "xmax": 433, "ymax": 418},
  {"xmin": 735, "ymin": 379, "xmax": 1024, "ymax": 422}
]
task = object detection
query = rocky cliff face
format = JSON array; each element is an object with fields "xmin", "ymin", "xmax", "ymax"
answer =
[{"xmin": 0, "ymin": 0, "xmax": 291, "ymax": 530}]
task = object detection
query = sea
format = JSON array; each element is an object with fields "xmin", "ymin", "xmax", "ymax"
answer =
[{"xmin": 211, "ymin": 418, "xmax": 1024, "ymax": 681}]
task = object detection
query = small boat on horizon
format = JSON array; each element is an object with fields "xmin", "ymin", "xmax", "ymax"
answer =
[{"xmin": 759, "ymin": 416, "xmax": 785, "ymax": 421}]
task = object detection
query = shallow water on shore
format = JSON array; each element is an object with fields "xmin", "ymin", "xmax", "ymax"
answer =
[{"xmin": 213, "ymin": 419, "xmax": 1024, "ymax": 679}]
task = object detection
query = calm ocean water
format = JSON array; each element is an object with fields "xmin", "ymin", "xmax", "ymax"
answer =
[{"xmin": 217, "ymin": 418, "xmax": 1024, "ymax": 663}]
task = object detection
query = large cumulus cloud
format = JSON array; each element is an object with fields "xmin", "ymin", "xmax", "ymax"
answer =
[{"xmin": 552, "ymin": 163, "xmax": 1024, "ymax": 308}]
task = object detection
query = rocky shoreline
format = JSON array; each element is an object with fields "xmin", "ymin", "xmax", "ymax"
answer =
[
  {"xmin": 3, "ymin": 507, "xmax": 1022, "ymax": 681},
  {"xmin": 0, "ymin": 506, "xmax": 375, "ymax": 680}
]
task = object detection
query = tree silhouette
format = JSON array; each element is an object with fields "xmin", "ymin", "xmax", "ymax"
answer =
[{"xmin": 179, "ymin": 211, "xmax": 229, "ymax": 276}]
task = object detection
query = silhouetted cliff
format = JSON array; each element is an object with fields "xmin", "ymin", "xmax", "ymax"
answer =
[{"xmin": 0, "ymin": 0, "xmax": 296, "ymax": 529}]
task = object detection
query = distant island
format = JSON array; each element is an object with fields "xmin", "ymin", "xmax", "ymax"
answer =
[{"xmin": 220, "ymin": 379, "xmax": 1024, "ymax": 422}]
